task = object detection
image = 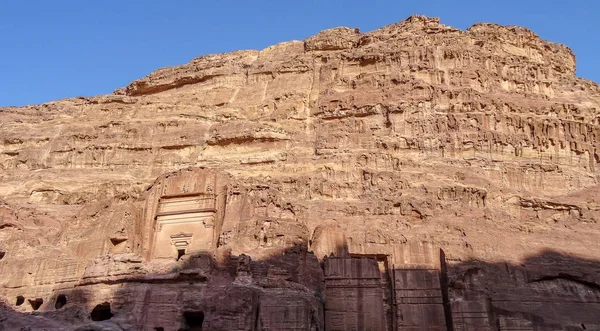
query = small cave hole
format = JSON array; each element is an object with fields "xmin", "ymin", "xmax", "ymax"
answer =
[
  {"xmin": 15, "ymin": 295, "xmax": 25, "ymax": 306},
  {"xmin": 28, "ymin": 298, "xmax": 43, "ymax": 310},
  {"xmin": 0, "ymin": 251, "xmax": 5, "ymax": 260},
  {"xmin": 155, "ymin": 328, "xmax": 165, "ymax": 331},
  {"xmin": 181, "ymin": 311, "xmax": 204, "ymax": 331},
  {"xmin": 177, "ymin": 249, "xmax": 186, "ymax": 261},
  {"xmin": 110, "ymin": 238, "xmax": 127, "ymax": 246},
  {"xmin": 55, "ymin": 294, "xmax": 67, "ymax": 309},
  {"xmin": 90, "ymin": 302, "xmax": 113, "ymax": 321}
]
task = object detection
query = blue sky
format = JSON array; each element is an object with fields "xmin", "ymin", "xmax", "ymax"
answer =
[{"xmin": 0, "ymin": 0, "xmax": 598, "ymax": 107}]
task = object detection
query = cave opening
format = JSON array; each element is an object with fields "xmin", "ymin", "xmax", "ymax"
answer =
[
  {"xmin": 110, "ymin": 238, "xmax": 127, "ymax": 246},
  {"xmin": 15, "ymin": 295, "xmax": 24, "ymax": 306},
  {"xmin": 0, "ymin": 251, "xmax": 5, "ymax": 260},
  {"xmin": 28, "ymin": 298, "xmax": 43, "ymax": 310},
  {"xmin": 177, "ymin": 249, "xmax": 186, "ymax": 261},
  {"xmin": 155, "ymin": 328, "xmax": 165, "ymax": 331},
  {"xmin": 90, "ymin": 302, "xmax": 114, "ymax": 321},
  {"xmin": 55, "ymin": 294, "xmax": 67, "ymax": 309},
  {"xmin": 181, "ymin": 311, "xmax": 204, "ymax": 331},
  {"xmin": 109, "ymin": 238, "xmax": 128, "ymax": 253}
]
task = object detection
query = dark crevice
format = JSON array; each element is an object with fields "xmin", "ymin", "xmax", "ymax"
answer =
[
  {"xmin": 439, "ymin": 249, "xmax": 454, "ymax": 331},
  {"xmin": 77, "ymin": 272, "xmax": 209, "ymax": 286},
  {"xmin": 253, "ymin": 298, "xmax": 261, "ymax": 331},
  {"xmin": 207, "ymin": 136, "xmax": 284, "ymax": 147},
  {"xmin": 0, "ymin": 223, "xmax": 20, "ymax": 230},
  {"xmin": 126, "ymin": 74, "xmax": 222, "ymax": 97},
  {"xmin": 529, "ymin": 273, "xmax": 600, "ymax": 291}
]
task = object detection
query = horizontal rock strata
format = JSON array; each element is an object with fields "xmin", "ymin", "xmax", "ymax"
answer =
[{"xmin": 1, "ymin": 15, "xmax": 599, "ymax": 330}]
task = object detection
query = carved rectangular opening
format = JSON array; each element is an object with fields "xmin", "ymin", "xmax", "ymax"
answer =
[
  {"xmin": 15, "ymin": 295, "xmax": 24, "ymax": 306},
  {"xmin": 182, "ymin": 311, "xmax": 204, "ymax": 331},
  {"xmin": 177, "ymin": 249, "xmax": 186, "ymax": 260}
]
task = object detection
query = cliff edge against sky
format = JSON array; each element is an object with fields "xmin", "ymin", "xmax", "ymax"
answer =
[{"xmin": 1, "ymin": 15, "xmax": 599, "ymax": 330}]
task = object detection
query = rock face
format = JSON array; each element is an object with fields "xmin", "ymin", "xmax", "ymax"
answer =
[{"xmin": 1, "ymin": 15, "xmax": 600, "ymax": 330}]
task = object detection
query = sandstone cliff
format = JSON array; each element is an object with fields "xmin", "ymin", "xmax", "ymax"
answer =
[{"xmin": 1, "ymin": 15, "xmax": 600, "ymax": 330}]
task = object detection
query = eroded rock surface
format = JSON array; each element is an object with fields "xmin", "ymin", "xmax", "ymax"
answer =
[{"xmin": 1, "ymin": 15, "xmax": 600, "ymax": 330}]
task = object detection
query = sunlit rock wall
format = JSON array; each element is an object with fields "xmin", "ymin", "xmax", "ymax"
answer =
[{"xmin": 1, "ymin": 15, "xmax": 600, "ymax": 330}]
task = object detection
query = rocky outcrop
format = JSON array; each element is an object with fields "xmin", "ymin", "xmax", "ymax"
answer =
[{"xmin": 1, "ymin": 15, "xmax": 600, "ymax": 330}]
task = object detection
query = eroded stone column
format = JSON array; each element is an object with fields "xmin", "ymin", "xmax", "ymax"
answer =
[
  {"xmin": 324, "ymin": 257, "xmax": 387, "ymax": 331},
  {"xmin": 393, "ymin": 242, "xmax": 448, "ymax": 331}
]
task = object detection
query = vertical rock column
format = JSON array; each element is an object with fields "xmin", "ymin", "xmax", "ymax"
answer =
[
  {"xmin": 324, "ymin": 257, "xmax": 387, "ymax": 331},
  {"xmin": 392, "ymin": 242, "xmax": 448, "ymax": 330}
]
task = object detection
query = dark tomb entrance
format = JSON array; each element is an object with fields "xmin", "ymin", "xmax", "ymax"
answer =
[
  {"xmin": 28, "ymin": 298, "xmax": 43, "ymax": 310},
  {"xmin": 177, "ymin": 248, "xmax": 186, "ymax": 260},
  {"xmin": 55, "ymin": 294, "xmax": 67, "ymax": 309},
  {"xmin": 90, "ymin": 302, "xmax": 114, "ymax": 321},
  {"xmin": 180, "ymin": 311, "xmax": 204, "ymax": 331}
]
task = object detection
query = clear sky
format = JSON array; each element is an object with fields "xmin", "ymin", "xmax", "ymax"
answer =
[{"xmin": 0, "ymin": 0, "xmax": 598, "ymax": 107}]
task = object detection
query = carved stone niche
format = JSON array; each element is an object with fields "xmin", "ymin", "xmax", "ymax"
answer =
[{"xmin": 144, "ymin": 168, "xmax": 230, "ymax": 260}]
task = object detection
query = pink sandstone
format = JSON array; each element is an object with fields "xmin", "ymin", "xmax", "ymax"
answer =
[{"xmin": 0, "ymin": 15, "xmax": 600, "ymax": 330}]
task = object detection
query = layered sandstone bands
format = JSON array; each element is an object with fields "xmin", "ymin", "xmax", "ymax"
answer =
[{"xmin": 1, "ymin": 15, "xmax": 599, "ymax": 330}]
